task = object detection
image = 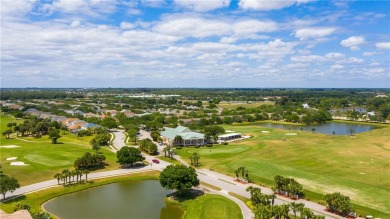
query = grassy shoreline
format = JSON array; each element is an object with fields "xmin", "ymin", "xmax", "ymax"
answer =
[{"xmin": 0, "ymin": 171, "xmax": 160, "ymax": 216}]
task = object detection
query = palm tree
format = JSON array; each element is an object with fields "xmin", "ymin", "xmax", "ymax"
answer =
[
  {"xmin": 300, "ymin": 207, "xmax": 314, "ymax": 219},
  {"xmin": 61, "ymin": 169, "xmax": 69, "ymax": 184},
  {"xmin": 189, "ymin": 152, "xmax": 200, "ymax": 167},
  {"xmin": 270, "ymin": 194, "xmax": 276, "ymax": 206},
  {"xmin": 162, "ymin": 146, "xmax": 167, "ymax": 157},
  {"xmin": 173, "ymin": 135, "xmax": 183, "ymax": 146},
  {"xmin": 189, "ymin": 154, "xmax": 194, "ymax": 166},
  {"xmin": 83, "ymin": 170, "xmax": 90, "ymax": 182},
  {"xmin": 166, "ymin": 145, "xmax": 173, "ymax": 158},
  {"xmin": 290, "ymin": 202, "xmax": 305, "ymax": 218},
  {"xmin": 54, "ymin": 173, "xmax": 61, "ymax": 185},
  {"xmin": 234, "ymin": 169, "xmax": 240, "ymax": 180},
  {"xmin": 280, "ymin": 204, "xmax": 290, "ymax": 219}
]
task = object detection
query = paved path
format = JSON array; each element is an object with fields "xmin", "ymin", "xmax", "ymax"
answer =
[{"xmin": 110, "ymin": 129, "xmax": 127, "ymax": 150}]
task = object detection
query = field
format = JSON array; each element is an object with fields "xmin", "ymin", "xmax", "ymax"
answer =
[
  {"xmin": 216, "ymin": 101, "xmax": 274, "ymax": 109},
  {"xmin": 175, "ymin": 193, "xmax": 242, "ymax": 219},
  {"xmin": 0, "ymin": 114, "xmax": 119, "ymax": 185},
  {"xmin": 174, "ymin": 122, "xmax": 390, "ymax": 217}
]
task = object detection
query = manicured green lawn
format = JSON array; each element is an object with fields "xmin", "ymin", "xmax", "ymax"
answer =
[
  {"xmin": 0, "ymin": 114, "xmax": 119, "ymax": 185},
  {"xmin": 178, "ymin": 194, "xmax": 242, "ymax": 219},
  {"xmin": 156, "ymin": 156, "xmax": 183, "ymax": 165},
  {"xmin": 174, "ymin": 122, "xmax": 390, "ymax": 217}
]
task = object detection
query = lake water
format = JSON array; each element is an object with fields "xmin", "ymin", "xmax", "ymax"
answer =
[
  {"xmin": 259, "ymin": 122, "xmax": 374, "ymax": 135},
  {"xmin": 43, "ymin": 180, "xmax": 183, "ymax": 219}
]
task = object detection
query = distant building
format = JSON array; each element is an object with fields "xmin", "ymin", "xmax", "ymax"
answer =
[
  {"xmin": 161, "ymin": 126, "xmax": 205, "ymax": 146},
  {"xmin": 302, "ymin": 103, "xmax": 310, "ymax": 109},
  {"xmin": 218, "ymin": 133, "xmax": 242, "ymax": 142}
]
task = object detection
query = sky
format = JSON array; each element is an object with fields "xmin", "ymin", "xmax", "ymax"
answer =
[{"xmin": 1, "ymin": 0, "xmax": 389, "ymax": 88}]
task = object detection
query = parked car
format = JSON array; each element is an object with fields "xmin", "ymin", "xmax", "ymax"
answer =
[{"xmin": 152, "ymin": 159, "xmax": 159, "ymax": 164}]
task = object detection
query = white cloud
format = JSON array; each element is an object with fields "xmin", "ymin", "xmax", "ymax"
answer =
[
  {"xmin": 376, "ymin": 42, "xmax": 390, "ymax": 50},
  {"xmin": 120, "ymin": 22, "xmax": 135, "ymax": 29},
  {"xmin": 154, "ymin": 17, "xmax": 230, "ymax": 38},
  {"xmin": 154, "ymin": 16, "xmax": 277, "ymax": 39},
  {"xmin": 291, "ymin": 55, "xmax": 325, "ymax": 62},
  {"xmin": 331, "ymin": 64, "xmax": 344, "ymax": 69},
  {"xmin": 339, "ymin": 57, "xmax": 364, "ymax": 64},
  {"xmin": 363, "ymin": 52, "xmax": 381, "ymax": 56},
  {"xmin": 174, "ymin": 0, "xmax": 230, "ymax": 11},
  {"xmin": 294, "ymin": 27, "xmax": 336, "ymax": 40},
  {"xmin": 233, "ymin": 20, "xmax": 278, "ymax": 36},
  {"xmin": 238, "ymin": 0, "xmax": 314, "ymax": 11},
  {"xmin": 325, "ymin": 53, "xmax": 345, "ymax": 60},
  {"xmin": 1, "ymin": 0, "xmax": 35, "ymax": 19},
  {"xmin": 41, "ymin": 0, "xmax": 118, "ymax": 17},
  {"xmin": 340, "ymin": 36, "xmax": 365, "ymax": 50},
  {"xmin": 70, "ymin": 20, "xmax": 81, "ymax": 27}
]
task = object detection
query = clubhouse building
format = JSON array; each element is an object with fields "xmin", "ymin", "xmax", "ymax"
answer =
[{"xmin": 161, "ymin": 126, "xmax": 205, "ymax": 146}]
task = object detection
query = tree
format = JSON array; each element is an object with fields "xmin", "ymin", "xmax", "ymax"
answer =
[
  {"xmin": 83, "ymin": 169, "xmax": 90, "ymax": 182},
  {"xmin": 2, "ymin": 129, "xmax": 12, "ymax": 139},
  {"xmin": 173, "ymin": 135, "xmax": 183, "ymax": 146},
  {"xmin": 300, "ymin": 207, "xmax": 314, "ymax": 219},
  {"xmin": 324, "ymin": 192, "xmax": 354, "ymax": 216},
  {"xmin": 116, "ymin": 146, "xmax": 145, "ymax": 167},
  {"xmin": 159, "ymin": 165, "xmax": 199, "ymax": 194},
  {"xmin": 150, "ymin": 130, "xmax": 160, "ymax": 141},
  {"xmin": 31, "ymin": 211, "xmax": 52, "ymax": 219},
  {"xmin": 54, "ymin": 173, "xmax": 61, "ymax": 185},
  {"xmin": 0, "ymin": 174, "xmax": 20, "ymax": 200},
  {"xmin": 14, "ymin": 202, "xmax": 31, "ymax": 212},
  {"xmin": 203, "ymin": 125, "xmax": 225, "ymax": 143},
  {"xmin": 61, "ymin": 169, "xmax": 70, "ymax": 184},
  {"xmin": 90, "ymin": 138, "xmax": 101, "ymax": 153},
  {"xmin": 290, "ymin": 202, "xmax": 305, "ymax": 219},
  {"xmin": 48, "ymin": 129, "xmax": 61, "ymax": 144},
  {"xmin": 138, "ymin": 138, "xmax": 158, "ymax": 155},
  {"xmin": 127, "ymin": 129, "xmax": 138, "ymax": 144},
  {"xmin": 189, "ymin": 152, "xmax": 200, "ymax": 167}
]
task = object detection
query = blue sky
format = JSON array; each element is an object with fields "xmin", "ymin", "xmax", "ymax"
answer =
[{"xmin": 1, "ymin": 0, "xmax": 389, "ymax": 88}]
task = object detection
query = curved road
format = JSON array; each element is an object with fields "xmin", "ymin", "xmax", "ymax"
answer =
[{"xmin": 5, "ymin": 130, "xmax": 348, "ymax": 219}]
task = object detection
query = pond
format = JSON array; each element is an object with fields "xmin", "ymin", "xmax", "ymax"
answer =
[
  {"xmin": 43, "ymin": 180, "xmax": 183, "ymax": 219},
  {"xmin": 259, "ymin": 122, "xmax": 374, "ymax": 135}
]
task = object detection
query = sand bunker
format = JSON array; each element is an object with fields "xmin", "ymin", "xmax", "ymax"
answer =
[
  {"xmin": 0, "ymin": 145, "xmax": 21, "ymax": 148},
  {"xmin": 261, "ymin": 131, "xmax": 270, "ymax": 133},
  {"xmin": 10, "ymin": 162, "xmax": 28, "ymax": 166},
  {"xmin": 6, "ymin": 157, "xmax": 17, "ymax": 160},
  {"xmin": 286, "ymin": 133, "xmax": 298, "ymax": 135}
]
